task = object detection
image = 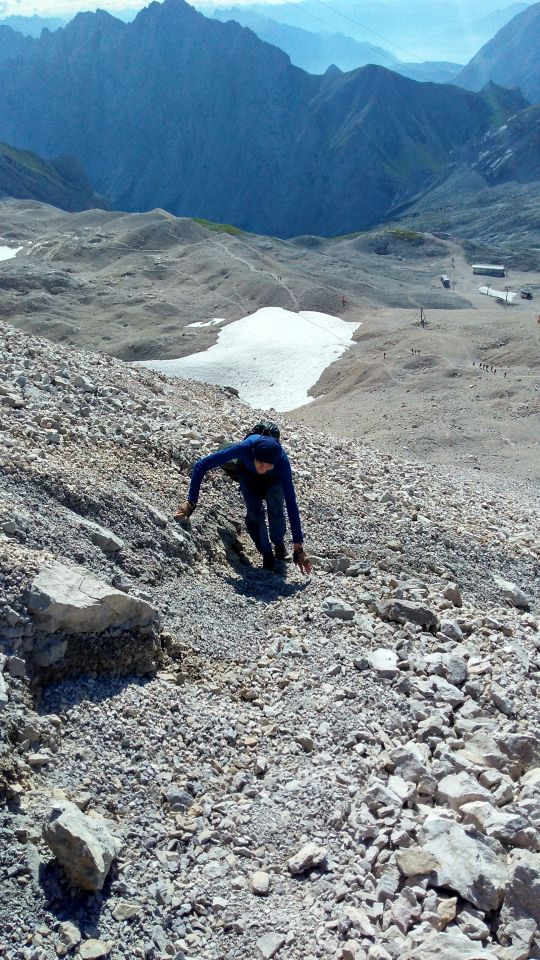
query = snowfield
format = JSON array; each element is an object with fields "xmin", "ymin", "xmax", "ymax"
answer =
[
  {"xmin": 0, "ymin": 245, "xmax": 22, "ymax": 261},
  {"xmin": 138, "ymin": 307, "xmax": 360, "ymax": 411}
]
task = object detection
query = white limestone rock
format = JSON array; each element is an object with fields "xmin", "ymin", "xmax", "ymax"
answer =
[
  {"xmin": 366, "ymin": 648, "xmax": 399, "ymax": 678},
  {"xmin": 288, "ymin": 842, "xmax": 327, "ymax": 875},
  {"xmin": 28, "ymin": 560, "xmax": 155, "ymax": 634},
  {"xmin": 419, "ymin": 815, "xmax": 508, "ymax": 911},
  {"xmin": 461, "ymin": 801, "xmax": 540, "ymax": 850},
  {"xmin": 322, "ymin": 597, "xmax": 355, "ymax": 620},
  {"xmin": 402, "ymin": 930, "xmax": 497, "ymax": 960},
  {"xmin": 0, "ymin": 671, "xmax": 8, "ymax": 711},
  {"xmin": 43, "ymin": 800, "xmax": 122, "ymax": 891},
  {"xmin": 436, "ymin": 772, "xmax": 492, "ymax": 811}
]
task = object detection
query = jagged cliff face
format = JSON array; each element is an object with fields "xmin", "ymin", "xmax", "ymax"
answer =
[
  {"xmin": 456, "ymin": 0, "xmax": 540, "ymax": 103},
  {"xmin": 0, "ymin": 0, "xmax": 522, "ymax": 236},
  {"xmin": 0, "ymin": 24, "xmax": 33, "ymax": 63}
]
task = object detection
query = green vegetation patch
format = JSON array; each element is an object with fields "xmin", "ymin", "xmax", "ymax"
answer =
[
  {"xmin": 192, "ymin": 218, "xmax": 245, "ymax": 236},
  {"xmin": 389, "ymin": 228, "xmax": 425, "ymax": 244}
]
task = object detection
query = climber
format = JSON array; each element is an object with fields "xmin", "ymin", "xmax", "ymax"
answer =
[{"xmin": 175, "ymin": 434, "xmax": 312, "ymax": 575}]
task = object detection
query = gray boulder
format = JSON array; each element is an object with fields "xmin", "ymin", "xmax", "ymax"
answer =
[
  {"xmin": 461, "ymin": 801, "xmax": 540, "ymax": 850},
  {"xmin": 402, "ymin": 930, "xmax": 497, "ymax": 959},
  {"xmin": 499, "ymin": 849, "xmax": 540, "ymax": 931},
  {"xmin": 439, "ymin": 619, "xmax": 464, "ymax": 642},
  {"xmin": 321, "ymin": 597, "xmax": 355, "ymax": 621},
  {"xmin": 43, "ymin": 801, "xmax": 121, "ymax": 891},
  {"xmin": 78, "ymin": 516, "xmax": 124, "ymax": 553},
  {"xmin": 419, "ymin": 815, "xmax": 508, "ymax": 911},
  {"xmin": 391, "ymin": 741, "xmax": 431, "ymax": 783},
  {"xmin": 436, "ymin": 772, "xmax": 492, "ymax": 811},
  {"xmin": 376, "ymin": 599, "xmax": 439, "ymax": 630},
  {"xmin": 27, "ymin": 560, "xmax": 155, "ymax": 634},
  {"xmin": 493, "ymin": 577, "xmax": 530, "ymax": 609}
]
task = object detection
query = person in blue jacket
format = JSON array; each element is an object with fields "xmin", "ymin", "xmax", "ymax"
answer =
[{"xmin": 175, "ymin": 434, "xmax": 312, "ymax": 574}]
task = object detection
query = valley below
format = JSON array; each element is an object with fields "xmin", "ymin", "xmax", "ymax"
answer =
[{"xmin": 1, "ymin": 200, "xmax": 538, "ymax": 486}]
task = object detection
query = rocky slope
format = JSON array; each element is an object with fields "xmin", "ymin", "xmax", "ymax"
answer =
[
  {"xmin": 1, "ymin": 321, "xmax": 539, "ymax": 960},
  {"xmin": 456, "ymin": 0, "xmax": 540, "ymax": 103},
  {"xmin": 0, "ymin": 142, "xmax": 108, "ymax": 212},
  {"xmin": 0, "ymin": 0, "xmax": 522, "ymax": 237}
]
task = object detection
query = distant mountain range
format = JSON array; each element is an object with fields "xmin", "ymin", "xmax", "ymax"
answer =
[
  {"xmin": 206, "ymin": 0, "xmax": 534, "ymax": 63},
  {"xmin": 456, "ymin": 0, "xmax": 540, "ymax": 103},
  {"xmin": 0, "ymin": 142, "xmax": 109, "ymax": 211},
  {"xmin": 211, "ymin": 7, "xmax": 461, "ymax": 82},
  {"xmin": 0, "ymin": 14, "xmax": 68, "ymax": 37},
  {"xmin": 212, "ymin": 7, "xmax": 399, "ymax": 73},
  {"xmin": 0, "ymin": 0, "xmax": 527, "ymax": 237}
]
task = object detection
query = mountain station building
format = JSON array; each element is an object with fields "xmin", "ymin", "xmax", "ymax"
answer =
[{"xmin": 472, "ymin": 264, "xmax": 506, "ymax": 277}]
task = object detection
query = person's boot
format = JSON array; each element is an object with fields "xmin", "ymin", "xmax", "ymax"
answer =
[
  {"xmin": 262, "ymin": 550, "xmax": 276, "ymax": 572},
  {"xmin": 274, "ymin": 543, "xmax": 287, "ymax": 561}
]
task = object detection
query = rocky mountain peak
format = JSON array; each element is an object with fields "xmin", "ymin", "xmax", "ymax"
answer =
[
  {"xmin": 456, "ymin": 0, "xmax": 540, "ymax": 103},
  {"xmin": 63, "ymin": 7, "xmax": 124, "ymax": 38}
]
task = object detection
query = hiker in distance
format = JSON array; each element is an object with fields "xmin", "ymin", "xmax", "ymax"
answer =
[{"xmin": 175, "ymin": 428, "xmax": 312, "ymax": 575}]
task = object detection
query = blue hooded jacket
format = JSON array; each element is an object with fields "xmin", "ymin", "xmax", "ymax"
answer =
[{"xmin": 187, "ymin": 434, "xmax": 304, "ymax": 543}]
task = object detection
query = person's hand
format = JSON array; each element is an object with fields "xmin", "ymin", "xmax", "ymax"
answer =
[
  {"xmin": 174, "ymin": 500, "xmax": 196, "ymax": 522},
  {"xmin": 293, "ymin": 545, "xmax": 312, "ymax": 575}
]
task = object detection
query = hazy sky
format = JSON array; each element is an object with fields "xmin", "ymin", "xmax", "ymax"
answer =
[{"xmin": 0, "ymin": 0, "xmax": 264, "ymax": 16}]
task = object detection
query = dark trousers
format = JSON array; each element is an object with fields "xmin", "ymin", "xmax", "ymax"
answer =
[{"xmin": 238, "ymin": 471, "xmax": 286, "ymax": 555}]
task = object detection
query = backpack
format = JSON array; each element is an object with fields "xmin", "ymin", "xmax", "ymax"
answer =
[{"xmin": 218, "ymin": 421, "xmax": 281, "ymax": 482}]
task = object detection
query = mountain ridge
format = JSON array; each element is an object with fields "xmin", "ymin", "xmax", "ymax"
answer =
[
  {"xmin": 456, "ymin": 0, "xmax": 540, "ymax": 102},
  {"xmin": 0, "ymin": 141, "xmax": 109, "ymax": 211},
  {"xmin": 0, "ymin": 0, "xmax": 523, "ymax": 238}
]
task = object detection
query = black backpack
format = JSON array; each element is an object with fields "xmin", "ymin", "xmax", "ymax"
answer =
[{"xmin": 218, "ymin": 421, "xmax": 281, "ymax": 481}]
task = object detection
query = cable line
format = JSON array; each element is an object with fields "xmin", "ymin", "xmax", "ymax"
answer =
[{"xmin": 275, "ymin": 0, "xmax": 425, "ymax": 63}]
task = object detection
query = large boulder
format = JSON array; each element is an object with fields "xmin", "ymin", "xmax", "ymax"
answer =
[
  {"xmin": 493, "ymin": 577, "xmax": 531, "ymax": 609},
  {"xmin": 436, "ymin": 772, "xmax": 492, "ymax": 811},
  {"xmin": 402, "ymin": 930, "xmax": 498, "ymax": 960},
  {"xmin": 419, "ymin": 815, "xmax": 508, "ymax": 911},
  {"xmin": 27, "ymin": 561, "xmax": 155, "ymax": 635},
  {"xmin": 461, "ymin": 801, "xmax": 540, "ymax": 851},
  {"xmin": 500, "ymin": 849, "xmax": 540, "ymax": 930},
  {"xmin": 43, "ymin": 800, "xmax": 122, "ymax": 891},
  {"xmin": 376, "ymin": 599, "xmax": 438, "ymax": 630}
]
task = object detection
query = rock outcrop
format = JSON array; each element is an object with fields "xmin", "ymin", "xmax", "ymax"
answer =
[{"xmin": 27, "ymin": 560, "xmax": 154, "ymax": 635}]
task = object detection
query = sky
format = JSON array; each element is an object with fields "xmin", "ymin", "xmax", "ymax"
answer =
[{"xmin": 0, "ymin": 0, "xmax": 267, "ymax": 17}]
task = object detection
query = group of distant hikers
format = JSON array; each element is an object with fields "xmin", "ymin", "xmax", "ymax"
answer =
[{"xmin": 175, "ymin": 421, "xmax": 312, "ymax": 575}]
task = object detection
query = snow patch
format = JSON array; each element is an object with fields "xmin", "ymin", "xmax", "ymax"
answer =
[
  {"xmin": 0, "ymin": 245, "xmax": 22, "ymax": 261},
  {"xmin": 187, "ymin": 318, "xmax": 226, "ymax": 328},
  {"xmin": 137, "ymin": 307, "xmax": 360, "ymax": 412}
]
